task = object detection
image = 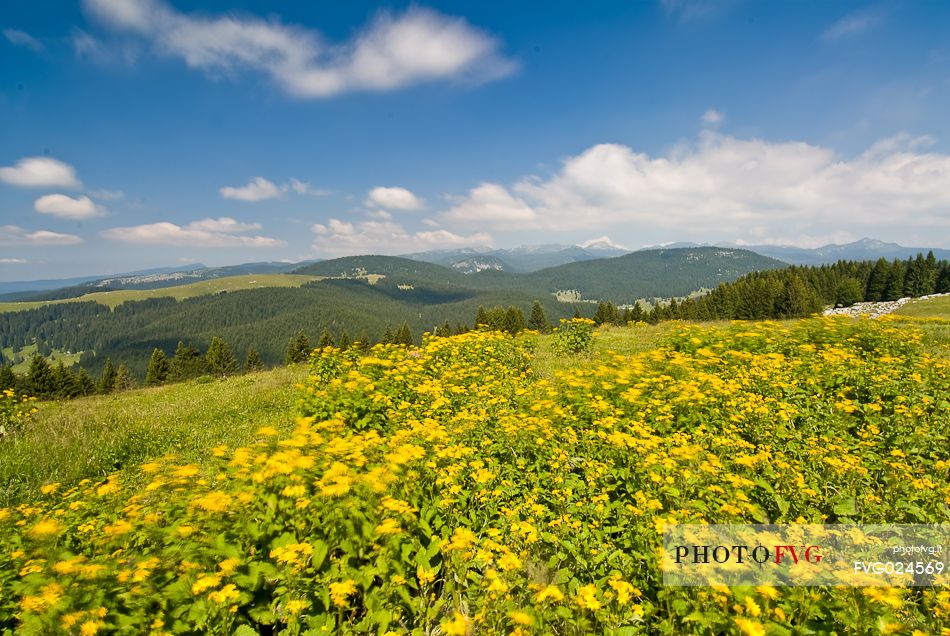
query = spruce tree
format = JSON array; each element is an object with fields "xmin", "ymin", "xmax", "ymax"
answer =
[
  {"xmin": 205, "ymin": 337, "xmax": 237, "ymax": 377},
  {"xmin": 434, "ymin": 321, "xmax": 451, "ymax": 338},
  {"xmin": 170, "ymin": 342, "xmax": 203, "ymax": 381},
  {"xmin": 76, "ymin": 368, "xmax": 96, "ymax": 396},
  {"xmin": 98, "ymin": 359, "xmax": 117, "ymax": 394},
  {"xmin": 0, "ymin": 365, "xmax": 15, "ymax": 391},
  {"xmin": 884, "ymin": 261, "xmax": 906, "ymax": 301},
  {"xmin": 285, "ymin": 331, "xmax": 310, "ymax": 365},
  {"xmin": 865, "ymin": 258, "xmax": 889, "ymax": 301},
  {"xmin": 145, "ymin": 348, "xmax": 170, "ymax": 386},
  {"xmin": 244, "ymin": 348, "xmax": 264, "ymax": 372},
  {"xmin": 394, "ymin": 323, "xmax": 413, "ymax": 345},
  {"xmin": 317, "ymin": 329, "xmax": 335, "ymax": 349},
  {"xmin": 114, "ymin": 362, "xmax": 134, "ymax": 391},
  {"xmin": 338, "ymin": 331, "xmax": 351, "ymax": 350},
  {"xmin": 529, "ymin": 301, "xmax": 549, "ymax": 332},
  {"xmin": 381, "ymin": 327, "xmax": 394, "ymax": 344},
  {"xmin": 27, "ymin": 355, "xmax": 54, "ymax": 398},
  {"xmin": 504, "ymin": 306, "xmax": 525, "ymax": 335},
  {"xmin": 52, "ymin": 361, "xmax": 79, "ymax": 399},
  {"xmin": 475, "ymin": 306, "xmax": 488, "ymax": 328}
]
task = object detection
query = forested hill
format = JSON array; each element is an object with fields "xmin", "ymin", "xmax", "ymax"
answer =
[
  {"xmin": 520, "ymin": 247, "xmax": 785, "ymax": 300},
  {"xmin": 295, "ymin": 247, "xmax": 784, "ymax": 302}
]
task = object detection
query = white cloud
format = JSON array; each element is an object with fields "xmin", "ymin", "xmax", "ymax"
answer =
[
  {"xmin": 365, "ymin": 186, "xmax": 424, "ymax": 210},
  {"xmin": 0, "ymin": 258, "xmax": 28, "ymax": 264},
  {"xmin": 437, "ymin": 132, "xmax": 950, "ymax": 244},
  {"xmin": 88, "ymin": 188, "xmax": 125, "ymax": 200},
  {"xmin": 3, "ymin": 29, "xmax": 44, "ymax": 52},
  {"xmin": 442, "ymin": 183, "xmax": 538, "ymax": 228},
  {"xmin": 83, "ymin": 0, "xmax": 515, "ymax": 98},
  {"xmin": 186, "ymin": 217, "xmax": 261, "ymax": 233},
  {"xmin": 34, "ymin": 194, "xmax": 105, "ymax": 220},
  {"xmin": 0, "ymin": 225, "xmax": 84, "ymax": 246},
  {"xmin": 822, "ymin": 9, "xmax": 882, "ymax": 41},
  {"xmin": 0, "ymin": 157, "xmax": 80, "ymax": 188},
  {"xmin": 220, "ymin": 176, "xmax": 281, "ymax": 202},
  {"xmin": 311, "ymin": 218, "xmax": 490, "ymax": 256},
  {"xmin": 289, "ymin": 178, "xmax": 329, "ymax": 196},
  {"xmin": 701, "ymin": 108, "xmax": 724, "ymax": 125},
  {"xmin": 102, "ymin": 217, "xmax": 285, "ymax": 247}
]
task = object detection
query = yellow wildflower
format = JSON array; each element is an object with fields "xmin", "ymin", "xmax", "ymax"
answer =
[{"xmin": 329, "ymin": 579, "xmax": 357, "ymax": 607}]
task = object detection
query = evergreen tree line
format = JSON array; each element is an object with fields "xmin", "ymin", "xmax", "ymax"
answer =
[
  {"xmin": 0, "ymin": 336, "xmax": 261, "ymax": 401},
  {"xmin": 585, "ymin": 252, "xmax": 949, "ymax": 325}
]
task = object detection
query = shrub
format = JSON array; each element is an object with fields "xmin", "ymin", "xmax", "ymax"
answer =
[{"xmin": 551, "ymin": 317, "xmax": 596, "ymax": 355}]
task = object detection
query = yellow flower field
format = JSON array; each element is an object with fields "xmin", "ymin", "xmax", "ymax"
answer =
[{"xmin": 1, "ymin": 317, "xmax": 949, "ymax": 634}]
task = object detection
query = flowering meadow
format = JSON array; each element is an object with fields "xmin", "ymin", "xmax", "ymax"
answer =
[{"xmin": 1, "ymin": 317, "xmax": 949, "ymax": 634}]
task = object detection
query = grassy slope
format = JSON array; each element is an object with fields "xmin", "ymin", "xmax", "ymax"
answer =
[
  {"xmin": 0, "ymin": 274, "xmax": 322, "ymax": 313},
  {"xmin": 893, "ymin": 295, "xmax": 950, "ymax": 318},
  {"xmin": 0, "ymin": 365, "xmax": 307, "ymax": 505},
  {"xmin": 3, "ymin": 343, "xmax": 83, "ymax": 374}
]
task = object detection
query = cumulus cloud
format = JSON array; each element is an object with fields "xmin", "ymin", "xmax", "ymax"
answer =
[
  {"xmin": 822, "ymin": 9, "xmax": 882, "ymax": 41},
  {"xmin": 3, "ymin": 28, "xmax": 44, "ymax": 52},
  {"xmin": 34, "ymin": 194, "xmax": 105, "ymax": 220},
  {"xmin": 701, "ymin": 109, "xmax": 724, "ymax": 125},
  {"xmin": 0, "ymin": 225, "xmax": 84, "ymax": 246},
  {"xmin": 220, "ymin": 176, "xmax": 281, "ymax": 202},
  {"xmin": 365, "ymin": 186, "xmax": 424, "ymax": 210},
  {"xmin": 442, "ymin": 183, "xmax": 538, "ymax": 228},
  {"xmin": 0, "ymin": 157, "xmax": 80, "ymax": 188},
  {"xmin": 82, "ymin": 0, "xmax": 516, "ymax": 98},
  {"xmin": 311, "ymin": 218, "xmax": 490, "ymax": 256},
  {"xmin": 102, "ymin": 217, "xmax": 285, "ymax": 247},
  {"xmin": 438, "ymin": 132, "xmax": 950, "ymax": 244}
]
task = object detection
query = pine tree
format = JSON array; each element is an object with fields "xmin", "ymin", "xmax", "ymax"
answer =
[
  {"xmin": 27, "ymin": 354, "xmax": 54, "ymax": 398},
  {"xmin": 0, "ymin": 365, "xmax": 15, "ymax": 391},
  {"xmin": 244, "ymin": 348, "xmax": 264, "ymax": 372},
  {"xmin": 937, "ymin": 265, "xmax": 950, "ymax": 294},
  {"xmin": 834, "ymin": 278, "xmax": 864, "ymax": 307},
  {"xmin": 114, "ymin": 362, "xmax": 134, "ymax": 391},
  {"xmin": 475, "ymin": 306, "xmax": 488, "ymax": 329},
  {"xmin": 170, "ymin": 342, "xmax": 204, "ymax": 381},
  {"xmin": 507, "ymin": 306, "xmax": 526, "ymax": 334},
  {"xmin": 338, "ymin": 331, "xmax": 351, "ymax": 350},
  {"xmin": 98, "ymin": 358, "xmax": 117, "ymax": 394},
  {"xmin": 285, "ymin": 331, "xmax": 310, "ymax": 365},
  {"xmin": 317, "ymin": 329, "xmax": 335, "ymax": 349},
  {"xmin": 884, "ymin": 261, "xmax": 906, "ymax": 301},
  {"xmin": 52, "ymin": 361, "xmax": 79, "ymax": 399},
  {"xmin": 76, "ymin": 368, "xmax": 96, "ymax": 396},
  {"xmin": 865, "ymin": 258, "xmax": 889, "ymax": 301},
  {"xmin": 394, "ymin": 323, "xmax": 413, "ymax": 345},
  {"xmin": 205, "ymin": 336, "xmax": 237, "ymax": 377},
  {"xmin": 145, "ymin": 348, "xmax": 170, "ymax": 386},
  {"xmin": 354, "ymin": 335, "xmax": 372, "ymax": 352},
  {"xmin": 381, "ymin": 327, "xmax": 394, "ymax": 344},
  {"xmin": 529, "ymin": 301, "xmax": 549, "ymax": 332}
]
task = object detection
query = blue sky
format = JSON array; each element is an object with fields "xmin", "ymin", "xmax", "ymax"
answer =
[{"xmin": 2, "ymin": 0, "xmax": 950, "ymax": 280}]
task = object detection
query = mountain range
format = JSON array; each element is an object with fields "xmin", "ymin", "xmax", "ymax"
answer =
[{"xmin": 1, "ymin": 238, "xmax": 947, "ymax": 299}]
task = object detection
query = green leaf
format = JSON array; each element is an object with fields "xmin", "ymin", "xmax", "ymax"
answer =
[{"xmin": 832, "ymin": 496, "xmax": 857, "ymax": 517}]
